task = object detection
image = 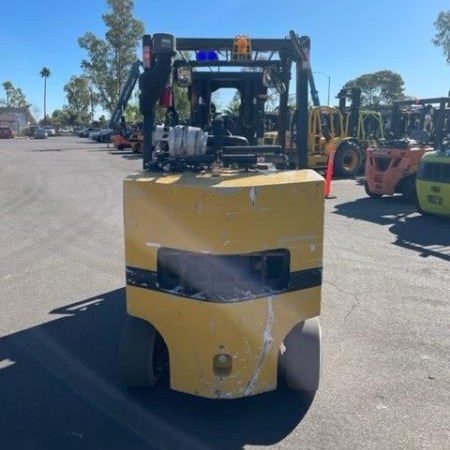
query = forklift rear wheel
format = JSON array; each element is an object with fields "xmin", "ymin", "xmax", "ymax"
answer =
[
  {"xmin": 364, "ymin": 180, "xmax": 382, "ymax": 198},
  {"xmin": 132, "ymin": 143, "xmax": 141, "ymax": 154},
  {"xmin": 279, "ymin": 318, "xmax": 321, "ymax": 392},
  {"xmin": 334, "ymin": 142, "xmax": 362, "ymax": 177},
  {"xmin": 119, "ymin": 316, "xmax": 167, "ymax": 387},
  {"xmin": 399, "ymin": 175, "xmax": 417, "ymax": 203}
]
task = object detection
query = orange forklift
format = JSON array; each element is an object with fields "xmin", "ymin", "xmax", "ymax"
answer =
[{"xmin": 364, "ymin": 96, "xmax": 449, "ymax": 202}]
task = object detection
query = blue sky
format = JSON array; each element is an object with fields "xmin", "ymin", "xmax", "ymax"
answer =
[{"xmin": 1, "ymin": 0, "xmax": 448, "ymax": 120}]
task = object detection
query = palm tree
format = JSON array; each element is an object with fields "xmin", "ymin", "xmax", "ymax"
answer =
[{"xmin": 40, "ymin": 67, "xmax": 51, "ymax": 123}]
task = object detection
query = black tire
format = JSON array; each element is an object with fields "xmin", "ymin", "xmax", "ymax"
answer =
[
  {"xmin": 364, "ymin": 180, "xmax": 382, "ymax": 198},
  {"xmin": 132, "ymin": 142, "xmax": 141, "ymax": 154},
  {"xmin": 118, "ymin": 316, "xmax": 167, "ymax": 387},
  {"xmin": 416, "ymin": 199, "xmax": 429, "ymax": 216},
  {"xmin": 334, "ymin": 142, "xmax": 362, "ymax": 177},
  {"xmin": 279, "ymin": 318, "xmax": 321, "ymax": 392},
  {"xmin": 398, "ymin": 175, "xmax": 417, "ymax": 203}
]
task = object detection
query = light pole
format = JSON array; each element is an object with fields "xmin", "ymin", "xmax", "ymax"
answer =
[{"xmin": 313, "ymin": 71, "xmax": 331, "ymax": 106}]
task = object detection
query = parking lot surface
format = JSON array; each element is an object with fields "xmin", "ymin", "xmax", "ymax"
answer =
[{"xmin": 0, "ymin": 136, "xmax": 449, "ymax": 450}]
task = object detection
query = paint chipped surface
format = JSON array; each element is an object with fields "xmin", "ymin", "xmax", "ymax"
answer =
[
  {"xmin": 277, "ymin": 234, "xmax": 317, "ymax": 244},
  {"xmin": 145, "ymin": 242, "xmax": 161, "ymax": 248},
  {"xmin": 243, "ymin": 297, "xmax": 274, "ymax": 396},
  {"xmin": 249, "ymin": 187, "xmax": 257, "ymax": 206}
]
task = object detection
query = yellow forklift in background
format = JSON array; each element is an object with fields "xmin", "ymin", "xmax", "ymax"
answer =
[
  {"xmin": 119, "ymin": 31, "xmax": 324, "ymax": 399},
  {"xmin": 264, "ymin": 74, "xmax": 363, "ymax": 177},
  {"xmin": 336, "ymin": 87, "xmax": 384, "ymax": 149}
]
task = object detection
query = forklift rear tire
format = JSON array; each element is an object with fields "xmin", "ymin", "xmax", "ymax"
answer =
[
  {"xmin": 132, "ymin": 143, "xmax": 141, "ymax": 154},
  {"xmin": 334, "ymin": 142, "xmax": 362, "ymax": 177},
  {"xmin": 280, "ymin": 318, "xmax": 321, "ymax": 392},
  {"xmin": 399, "ymin": 175, "xmax": 417, "ymax": 203},
  {"xmin": 364, "ymin": 180, "xmax": 382, "ymax": 198},
  {"xmin": 119, "ymin": 316, "xmax": 165, "ymax": 387}
]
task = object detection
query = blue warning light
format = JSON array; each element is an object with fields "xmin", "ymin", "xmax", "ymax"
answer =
[{"xmin": 197, "ymin": 50, "xmax": 218, "ymax": 61}]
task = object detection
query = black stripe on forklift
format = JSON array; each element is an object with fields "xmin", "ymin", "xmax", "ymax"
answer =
[{"xmin": 126, "ymin": 266, "xmax": 322, "ymax": 301}]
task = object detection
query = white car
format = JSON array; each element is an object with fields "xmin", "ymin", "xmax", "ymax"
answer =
[
  {"xmin": 43, "ymin": 126, "xmax": 56, "ymax": 136},
  {"xmin": 34, "ymin": 128, "xmax": 48, "ymax": 139}
]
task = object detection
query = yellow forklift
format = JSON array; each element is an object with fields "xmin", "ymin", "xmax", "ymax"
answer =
[
  {"xmin": 264, "ymin": 75, "xmax": 363, "ymax": 177},
  {"xmin": 119, "ymin": 32, "xmax": 324, "ymax": 399},
  {"xmin": 337, "ymin": 87, "xmax": 384, "ymax": 148}
]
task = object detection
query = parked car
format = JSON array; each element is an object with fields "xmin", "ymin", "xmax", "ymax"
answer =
[
  {"xmin": 43, "ymin": 126, "xmax": 56, "ymax": 136},
  {"xmin": 25, "ymin": 126, "xmax": 38, "ymax": 137},
  {"xmin": 89, "ymin": 130, "xmax": 101, "ymax": 140},
  {"xmin": 95, "ymin": 128, "xmax": 114, "ymax": 143},
  {"xmin": 33, "ymin": 128, "xmax": 48, "ymax": 139},
  {"xmin": 78, "ymin": 127, "xmax": 98, "ymax": 138},
  {"xmin": 0, "ymin": 126, "xmax": 14, "ymax": 139},
  {"xmin": 59, "ymin": 128, "xmax": 73, "ymax": 136}
]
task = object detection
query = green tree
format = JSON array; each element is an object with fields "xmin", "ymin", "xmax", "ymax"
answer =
[
  {"xmin": 88, "ymin": 86, "xmax": 100, "ymax": 122},
  {"xmin": 64, "ymin": 75, "xmax": 93, "ymax": 123},
  {"xmin": 342, "ymin": 70, "xmax": 405, "ymax": 106},
  {"xmin": 10, "ymin": 87, "xmax": 31, "ymax": 108},
  {"xmin": 51, "ymin": 109, "xmax": 69, "ymax": 126},
  {"xmin": 124, "ymin": 103, "xmax": 141, "ymax": 122},
  {"xmin": 40, "ymin": 67, "xmax": 51, "ymax": 122},
  {"xmin": 51, "ymin": 108, "xmax": 80, "ymax": 127},
  {"xmin": 1, "ymin": 81, "xmax": 31, "ymax": 108},
  {"xmin": 2, "ymin": 81, "xmax": 14, "ymax": 106},
  {"xmin": 433, "ymin": 10, "xmax": 450, "ymax": 63},
  {"xmin": 224, "ymin": 91, "xmax": 241, "ymax": 116},
  {"xmin": 78, "ymin": 0, "xmax": 144, "ymax": 113},
  {"xmin": 173, "ymin": 85, "xmax": 190, "ymax": 121},
  {"xmin": 52, "ymin": 107, "xmax": 86, "ymax": 127}
]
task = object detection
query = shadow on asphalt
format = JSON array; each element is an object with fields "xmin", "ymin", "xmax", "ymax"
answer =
[
  {"xmin": 111, "ymin": 151, "xmax": 142, "ymax": 161},
  {"xmin": 389, "ymin": 214, "xmax": 450, "ymax": 261},
  {"xmin": 332, "ymin": 196, "xmax": 450, "ymax": 261},
  {"xmin": 0, "ymin": 288, "xmax": 312, "ymax": 450},
  {"xmin": 332, "ymin": 195, "xmax": 416, "ymax": 225}
]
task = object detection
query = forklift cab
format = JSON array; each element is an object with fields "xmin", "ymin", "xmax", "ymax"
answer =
[
  {"xmin": 119, "ymin": 32, "xmax": 324, "ymax": 399},
  {"xmin": 187, "ymin": 71, "xmax": 269, "ymax": 144}
]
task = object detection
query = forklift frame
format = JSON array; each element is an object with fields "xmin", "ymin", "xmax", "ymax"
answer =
[{"xmin": 120, "ymin": 31, "xmax": 325, "ymax": 399}]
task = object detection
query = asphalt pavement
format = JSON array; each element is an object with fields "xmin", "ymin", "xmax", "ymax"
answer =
[{"xmin": 0, "ymin": 136, "xmax": 448, "ymax": 450}]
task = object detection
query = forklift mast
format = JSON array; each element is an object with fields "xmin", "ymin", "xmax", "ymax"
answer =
[
  {"xmin": 307, "ymin": 71, "xmax": 322, "ymax": 107},
  {"xmin": 108, "ymin": 59, "xmax": 142, "ymax": 129},
  {"xmin": 336, "ymin": 87, "xmax": 362, "ymax": 136},
  {"xmin": 138, "ymin": 31, "xmax": 312, "ymax": 170},
  {"xmin": 390, "ymin": 96, "xmax": 450, "ymax": 144},
  {"xmin": 303, "ymin": 59, "xmax": 331, "ymax": 140}
]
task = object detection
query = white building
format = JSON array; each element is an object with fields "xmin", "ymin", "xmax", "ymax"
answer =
[{"xmin": 0, "ymin": 107, "xmax": 35, "ymax": 132}]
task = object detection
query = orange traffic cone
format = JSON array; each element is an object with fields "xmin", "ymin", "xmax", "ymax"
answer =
[{"xmin": 324, "ymin": 145, "xmax": 336, "ymax": 199}]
